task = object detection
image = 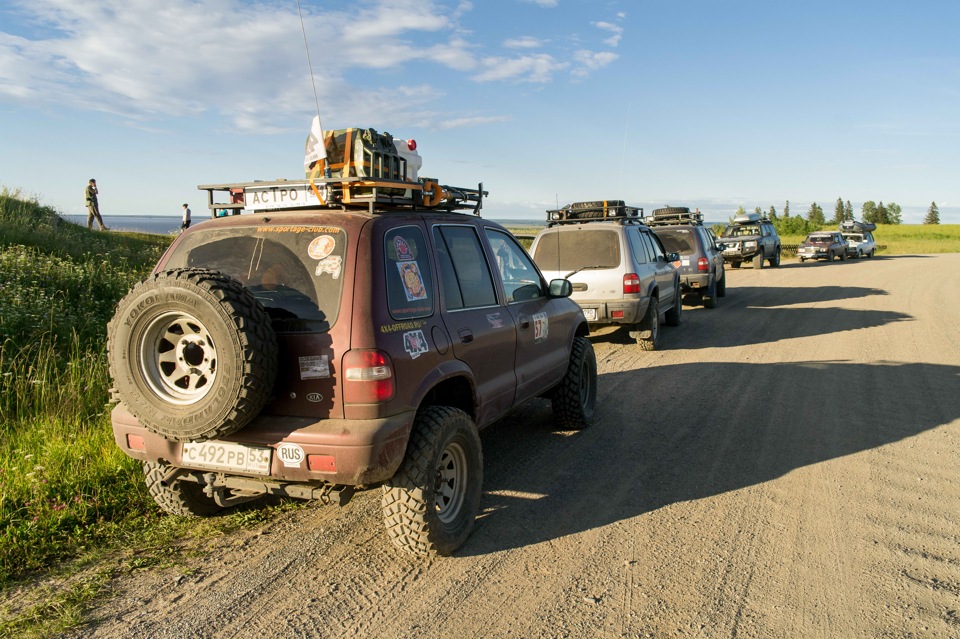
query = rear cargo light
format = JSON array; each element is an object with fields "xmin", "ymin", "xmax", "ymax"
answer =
[
  {"xmin": 343, "ymin": 350, "xmax": 395, "ymax": 403},
  {"xmin": 698, "ymin": 257, "xmax": 709, "ymax": 271},
  {"xmin": 308, "ymin": 454, "xmax": 337, "ymax": 473},
  {"xmin": 127, "ymin": 434, "xmax": 146, "ymax": 451},
  {"xmin": 623, "ymin": 273, "xmax": 640, "ymax": 294}
]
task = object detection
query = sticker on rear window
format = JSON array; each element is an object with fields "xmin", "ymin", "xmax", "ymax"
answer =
[
  {"xmin": 403, "ymin": 330, "xmax": 429, "ymax": 359},
  {"xmin": 308, "ymin": 235, "xmax": 336, "ymax": 260},
  {"xmin": 394, "ymin": 236, "xmax": 415, "ymax": 261},
  {"xmin": 397, "ymin": 261, "xmax": 427, "ymax": 301},
  {"xmin": 315, "ymin": 255, "xmax": 342, "ymax": 279},
  {"xmin": 299, "ymin": 355, "xmax": 329, "ymax": 379}
]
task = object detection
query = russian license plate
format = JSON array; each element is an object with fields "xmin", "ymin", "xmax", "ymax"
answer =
[
  {"xmin": 181, "ymin": 441, "xmax": 272, "ymax": 475},
  {"xmin": 582, "ymin": 308, "xmax": 597, "ymax": 321}
]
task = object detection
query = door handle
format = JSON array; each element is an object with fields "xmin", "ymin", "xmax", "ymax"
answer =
[{"xmin": 458, "ymin": 328, "xmax": 474, "ymax": 344}]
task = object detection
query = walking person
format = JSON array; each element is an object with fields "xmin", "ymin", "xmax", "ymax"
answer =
[
  {"xmin": 181, "ymin": 203, "xmax": 191, "ymax": 231},
  {"xmin": 85, "ymin": 178, "xmax": 108, "ymax": 230}
]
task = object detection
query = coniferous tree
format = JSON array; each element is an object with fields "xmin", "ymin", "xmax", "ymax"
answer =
[
  {"xmin": 833, "ymin": 197, "xmax": 845, "ymax": 224},
  {"xmin": 768, "ymin": 205, "xmax": 777, "ymax": 220},
  {"xmin": 807, "ymin": 202, "xmax": 825, "ymax": 226},
  {"xmin": 844, "ymin": 200, "xmax": 853, "ymax": 220},
  {"xmin": 754, "ymin": 206, "xmax": 762, "ymax": 215},
  {"xmin": 877, "ymin": 201, "xmax": 888, "ymax": 224},
  {"xmin": 784, "ymin": 200, "xmax": 790, "ymax": 218},
  {"xmin": 923, "ymin": 201, "xmax": 940, "ymax": 224}
]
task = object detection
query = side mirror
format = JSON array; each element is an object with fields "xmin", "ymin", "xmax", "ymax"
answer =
[
  {"xmin": 666, "ymin": 252, "xmax": 680, "ymax": 263},
  {"xmin": 549, "ymin": 278, "xmax": 573, "ymax": 298},
  {"xmin": 716, "ymin": 242, "xmax": 726, "ymax": 251}
]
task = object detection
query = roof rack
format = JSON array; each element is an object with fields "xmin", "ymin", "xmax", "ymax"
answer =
[
  {"xmin": 645, "ymin": 207, "xmax": 704, "ymax": 227},
  {"xmin": 197, "ymin": 175, "xmax": 487, "ymax": 217},
  {"xmin": 545, "ymin": 200, "xmax": 643, "ymax": 227}
]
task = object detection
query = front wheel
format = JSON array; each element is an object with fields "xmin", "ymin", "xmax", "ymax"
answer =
[
  {"xmin": 636, "ymin": 298, "xmax": 661, "ymax": 351},
  {"xmin": 382, "ymin": 407, "xmax": 483, "ymax": 556},
  {"xmin": 752, "ymin": 252, "xmax": 764, "ymax": 269},
  {"xmin": 551, "ymin": 336, "xmax": 597, "ymax": 430},
  {"xmin": 769, "ymin": 248, "xmax": 781, "ymax": 267}
]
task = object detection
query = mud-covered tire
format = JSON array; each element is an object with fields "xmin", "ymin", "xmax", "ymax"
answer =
[
  {"xmin": 769, "ymin": 248, "xmax": 781, "ymax": 267},
  {"xmin": 382, "ymin": 407, "xmax": 483, "ymax": 556},
  {"xmin": 107, "ymin": 268, "xmax": 277, "ymax": 442},
  {"xmin": 636, "ymin": 298, "xmax": 661, "ymax": 351},
  {"xmin": 703, "ymin": 278, "xmax": 718, "ymax": 309},
  {"xmin": 752, "ymin": 252, "xmax": 765, "ymax": 269},
  {"xmin": 550, "ymin": 336, "xmax": 597, "ymax": 430},
  {"xmin": 665, "ymin": 290, "xmax": 682, "ymax": 326},
  {"xmin": 651, "ymin": 206, "xmax": 690, "ymax": 217},
  {"xmin": 143, "ymin": 461, "xmax": 222, "ymax": 517}
]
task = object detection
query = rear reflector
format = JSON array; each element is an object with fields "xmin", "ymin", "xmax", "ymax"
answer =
[
  {"xmin": 343, "ymin": 349, "xmax": 395, "ymax": 403},
  {"xmin": 308, "ymin": 455, "xmax": 337, "ymax": 473},
  {"xmin": 127, "ymin": 434, "xmax": 146, "ymax": 451},
  {"xmin": 611, "ymin": 310, "xmax": 624, "ymax": 319}
]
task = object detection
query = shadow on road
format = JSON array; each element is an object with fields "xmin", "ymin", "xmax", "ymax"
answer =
[{"xmin": 463, "ymin": 360, "xmax": 960, "ymax": 556}]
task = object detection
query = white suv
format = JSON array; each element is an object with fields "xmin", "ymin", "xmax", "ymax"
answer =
[{"xmin": 530, "ymin": 200, "xmax": 682, "ymax": 350}]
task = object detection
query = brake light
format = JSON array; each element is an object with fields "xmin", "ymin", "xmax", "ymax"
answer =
[
  {"xmin": 343, "ymin": 350, "xmax": 395, "ymax": 403},
  {"xmin": 623, "ymin": 274, "xmax": 640, "ymax": 294},
  {"xmin": 698, "ymin": 257, "xmax": 709, "ymax": 271}
]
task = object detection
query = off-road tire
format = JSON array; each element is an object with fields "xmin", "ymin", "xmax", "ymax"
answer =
[
  {"xmin": 382, "ymin": 407, "xmax": 483, "ymax": 556},
  {"xmin": 107, "ymin": 268, "xmax": 277, "ymax": 442},
  {"xmin": 703, "ymin": 278, "xmax": 718, "ymax": 309},
  {"xmin": 769, "ymin": 247, "xmax": 781, "ymax": 267},
  {"xmin": 717, "ymin": 272, "xmax": 727, "ymax": 297},
  {"xmin": 550, "ymin": 336, "xmax": 597, "ymax": 430},
  {"xmin": 840, "ymin": 251, "xmax": 847, "ymax": 261},
  {"xmin": 651, "ymin": 206, "xmax": 690, "ymax": 217},
  {"xmin": 143, "ymin": 461, "xmax": 222, "ymax": 517},
  {"xmin": 665, "ymin": 290, "xmax": 682, "ymax": 326},
  {"xmin": 752, "ymin": 252, "xmax": 765, "ymax": 269},
  {"xmin": 637, "ymin": 298, "xmax": 661, "ymax": 351},
  {"xmin": 731, "ymin": 261, "xmax": 741, "ymax": 269}
]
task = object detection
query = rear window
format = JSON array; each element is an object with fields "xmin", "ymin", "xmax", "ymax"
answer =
[
  {"xmin": 166, "ymin": 225, "xmax": 347, "ymax": 332},
  {"xmin": 656, "ymin": 229, "xmax": 695, "ymax": 255},
  {"xmin": 533, "ymin": 229, "xmax": 621, "ymax": 271}
]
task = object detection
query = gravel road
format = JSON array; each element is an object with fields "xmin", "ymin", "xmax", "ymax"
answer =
[{"xmin": 65, "ymin": 253, "xmax": 960, "ymax": 638}]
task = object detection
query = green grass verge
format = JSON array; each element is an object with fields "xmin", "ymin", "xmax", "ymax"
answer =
[{"xmin": 780, "ymin": 223, "xmax": 960, "ymax": 256}]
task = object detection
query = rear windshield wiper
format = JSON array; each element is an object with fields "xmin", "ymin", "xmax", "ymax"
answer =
[{"xmin": 564, "ymin": 265, "xmax": 606, "ymax": 278}]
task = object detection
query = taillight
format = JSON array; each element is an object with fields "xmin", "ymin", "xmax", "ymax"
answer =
[
  {"xmin": 698, "ymin": 257, "xmax": 709, "ymax": 272},
  {"xmin": 343, "ymin": 350, "xmax": 395, "ymax": 403},
  {"xmin": 623, "ymin": 273, "xmax": 640, "ymax": 294}
]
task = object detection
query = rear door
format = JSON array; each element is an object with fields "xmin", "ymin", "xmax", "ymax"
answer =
[
  {"xmin": 432, "ymin": 224, "xmax": 517, "ymax": 424},
  {"xmin": 639, "ymin": 228, "xmax": 677, "ymax": 307}
]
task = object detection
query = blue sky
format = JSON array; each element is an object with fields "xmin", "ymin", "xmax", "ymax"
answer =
[{"xmin": 1, "ymin": 0, "xmax": 957, "ymax": 223}]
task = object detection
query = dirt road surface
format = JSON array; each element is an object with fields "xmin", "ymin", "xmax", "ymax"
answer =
[{"xmin": 67, "ymin": 254, "xmax": 960, "ymax": 638}]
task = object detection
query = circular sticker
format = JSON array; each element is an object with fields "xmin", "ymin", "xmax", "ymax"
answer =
[{"xmin": 308, "ymin": 235, "xmax": 336, "ymax": 260}]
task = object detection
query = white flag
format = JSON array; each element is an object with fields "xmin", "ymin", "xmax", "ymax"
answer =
[{"xmin": 304, "ymin": 115, "xmax": 327, "ymax": 169}]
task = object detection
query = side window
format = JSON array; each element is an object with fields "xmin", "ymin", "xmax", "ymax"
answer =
[
  {"xmin": 433, "ymin": 225, "xmax": 498, "ymax": 309},
  {"xmin": 384, "ymin": 226, "xmax": 434, "ymax": 320},
  {"xmin": 627, "ymin": 228, "xmax": 649, "ymax": 264},
  {"xmin": 484, "ymin": 228, "xmax": 544, "ymax": 303},
  {"xmin": 644, "ymin": 230, "xmax": 666, "ymax": 260}
]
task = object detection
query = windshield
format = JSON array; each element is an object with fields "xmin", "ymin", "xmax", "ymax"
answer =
[
  {"xmin": 722, "ymin": 225, "xmax": 759, "ymax": 238},
  {"xmin": 805, "ymin": 235, "xmax": 832, "ymax": 244},
  {"xmin": 166, "ymin": 225, "xmax": 347, "ymax": 332}
]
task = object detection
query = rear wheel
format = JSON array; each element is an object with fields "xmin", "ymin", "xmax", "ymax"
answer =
[
  {"xmin": 636, "ymin": 299, "xmax": 660, "ymax": 351},
  {"xmin": 716, "ymin": 272, "xmax": 727, "ymax": 298},
  {"xmin": 703, "ymin": 277, "xmax": 718, "ymax": 309},
  {"xmin": 840, "ymin": 251, "xmax": 847, "ymax": 261},
  {"xmin": 143, "ymin": 462, "xmax": 222, "ymax": 517},
  {"xmin": 551, "ymin": 336, "xmax": 597, "ymax": 430},
  {"xmin": 665, "ymin": 289, "xmax": 682, "ymax": 326},
  {"xmin": 382, "ymin": 406, "xmax": 483, "ymax": 556},
  {"xmin": 731, "ymin": 261, "xmax": 741, "ymax": 269},
  {"xmin": 769, "ymin": 247, "xmax": 781, "ymax": 267}
]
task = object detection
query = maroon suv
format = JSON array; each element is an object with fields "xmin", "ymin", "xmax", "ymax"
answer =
[{"xmin": 107, "ymin": 178, "xmax": 595, "ymax": 556}]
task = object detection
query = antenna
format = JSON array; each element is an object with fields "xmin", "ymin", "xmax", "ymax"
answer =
[{"xmin": 296, "ymin": 0, "xmax": 323, "ymax": 125}]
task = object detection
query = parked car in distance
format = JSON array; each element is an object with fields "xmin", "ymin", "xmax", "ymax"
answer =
[
  {"xmin": 646, "ymin": 207, "xmax": 726, "ymax": 309},
  {"xmin": 106, "ymin": 135, "xmax": 597, "ymax": 558},
  {"xmin": 797, "ymin": 231, "xmax": 847, "ymax": 262},
  {"xmin": 530, "ymin": 200, "xmax": 683, "ymax": 351},
  {"xmin": 719, "ymin": 213, "xmax": 781, "ymax": 269},
  {"xmin": 838, "ymin": 220, "xmax": 878, "ymax": 259}
]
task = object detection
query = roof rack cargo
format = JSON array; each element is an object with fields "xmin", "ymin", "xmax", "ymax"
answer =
[
  {"xmin": 645, "ymin": 206, "xmax": 704, "ymax": 227},
  {"xmin": 732, "ymin": 212, "xmax": 769, "ymax": 224},
  {"xmin": 546, "ymin": 200, "xmax": 643, "ymax": 226},
  {"xmin": 197, "ymin": 175, "xmax": 487, "ymax": 217},
  {"xmin": 839, "ymin": 219, "xmax": 876, "ymax": 233}
]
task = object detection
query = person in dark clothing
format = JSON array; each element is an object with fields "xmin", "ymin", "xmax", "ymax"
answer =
[
  {"xmin": 85, "ymin": 179, "xmax": 108, "ymax": 230},
  {"xmin": 181, "ymin": 203, "xmax": 191, "ymax": 231}
]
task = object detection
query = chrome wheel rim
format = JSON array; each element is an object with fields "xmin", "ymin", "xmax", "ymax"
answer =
[{"xmin": 139, "ymin": 311, "xmax": 218, "ymax": 405}]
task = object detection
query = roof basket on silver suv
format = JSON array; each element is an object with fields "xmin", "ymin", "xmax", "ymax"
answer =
[
  {"xmin": 546, "ymin": 200, "xmax": 643, "ymax": 226},
  {"xmin": 644, "ymin": 206, "xmax": 704, "ymax": 227}
]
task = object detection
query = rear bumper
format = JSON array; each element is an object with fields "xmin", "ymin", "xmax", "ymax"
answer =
[
  {"xmin": 112, "ymin": 404, "xmax": 415, "ymax": 486},
  {"xmin": 575, "ymin": 300, "xmax": 643, "ymax": 325},
  {"xmin": 679, "ymin": 273, "xmax": 710, "ymax": 291}
]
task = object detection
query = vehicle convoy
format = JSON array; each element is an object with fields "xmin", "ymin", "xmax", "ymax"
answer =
[
  {"xmin": 720, "ymin": 213, "xmax": 781, "ymax": 269},
  {"xmin": 797, "ymin": 231, "xmax": 847, "ymax": 262},
  {"xmin": 839, "ymin": 219, "xmax": 877, "ymax": 259},
  {"xmin": 529, "ymin": 200, "xmax": 682, "ymax": 351},
  {"xmin": 646, "ymin": 207, "xmax": 726, "ymax": 309},
  {"xmin": 106, "ymin": 126, "xmax": 596, "ymax": 556}
]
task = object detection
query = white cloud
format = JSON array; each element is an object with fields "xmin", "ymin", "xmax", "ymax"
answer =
[
  {"xmin": 473, "ymin": 54, "xmax": 568, "ymax": 83},
  {"xmin": 504, "ymin": 36, "xmax": 545, "ymax": 49},
  {"xmin": 571, "ymin": 50, "xmax": 618, "ymax": 78},
  {"xmin": 437, "ymin": 115, "xmax": 511, "ymax": 129},
  {"xmin": 524, "ymin": 0, "xmax": 559, "ymax": 7},
  {"xmin": 593, "ymin": 21, "xmax": 624, "ymax": 47}
]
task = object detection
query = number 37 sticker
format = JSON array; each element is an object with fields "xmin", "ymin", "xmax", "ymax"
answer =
[{"xmin": 533, "ymin": 312, "xmax": 548, "ymax": 343}]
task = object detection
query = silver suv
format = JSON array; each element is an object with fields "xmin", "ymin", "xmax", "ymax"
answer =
[{"xmin": 530, "ymin": 200, "xmax": 682, "ymax": 350}]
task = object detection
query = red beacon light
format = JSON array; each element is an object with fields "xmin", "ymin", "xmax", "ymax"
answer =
[{"xmin": 407, "ymin": 139, "xmax": 417, "ymax": 151}]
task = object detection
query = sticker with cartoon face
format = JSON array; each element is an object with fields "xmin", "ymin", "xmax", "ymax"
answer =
[
  {"xmin": 396, "ymin": 261, "xmax": 427, "ymax": 301},
  {"xmin": 394, "ymin": 236, "xmax": 414, "ymax": 261},
  {"xmin": 403, "ymin": 330, "xmax": 429, "ymax": 359},
  {"xmin": 308, "ymin": 234, "xmax": 336, "ymax": 260},
  {"xmin": 316, "ymin": 255, "xmax": 343, "ymax": 279}
]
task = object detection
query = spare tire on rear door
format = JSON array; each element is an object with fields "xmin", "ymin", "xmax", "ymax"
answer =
[{"xmin": 107, "ymin": 268, "xmax": 277, "ymax": 442}]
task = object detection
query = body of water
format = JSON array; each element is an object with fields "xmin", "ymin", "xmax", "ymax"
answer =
[{"xmin": 63, "ymin": 214, "xmax": 184, "ymax": 235}]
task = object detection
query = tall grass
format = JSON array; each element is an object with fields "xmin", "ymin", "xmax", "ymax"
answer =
[{"xmin": 0, "ymin": 189, "xmax": 170, "ymax": 584}]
